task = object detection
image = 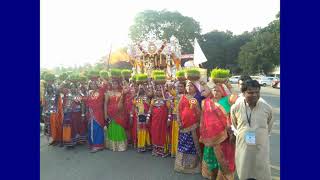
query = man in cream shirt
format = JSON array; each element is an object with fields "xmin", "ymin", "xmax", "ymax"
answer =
[{"xmin": 231, "ymin": 80, "xmax": 274, "ymax": 180}]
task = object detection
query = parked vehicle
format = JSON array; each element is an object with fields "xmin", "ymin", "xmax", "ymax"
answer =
[
  {"xmin": 257, "ymin": 76, "xmax": 278, "ymax": 87},
  {"xmin": 251, "ymin": 76, "xmax": 261, "ymax": 81},
  {"xmin": 229, "ymin": 76, "xmax": 240, "ymax": 84}
]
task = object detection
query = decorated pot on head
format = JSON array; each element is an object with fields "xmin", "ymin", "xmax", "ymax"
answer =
[
  {"xmin": 151, "ymin": 70, "xmax": 166, "ymax": 85},
  {"xmin": 176, "ymin": 70, "xmax": 186, "ymax": 82},
  {"xmin": 43, "ymin": 72, "xmax": 56, "ymax": 85},
  {"xmin": 121, "ymin": 69, "xmax": 133, "ymax": 82},
  {"xmin": 210, "ymin": 68, "xmax": 239, "ymax": 103},
  {"xmin": 87, "ymin": 69, "xmax": 100, "ymax": 81},
  {"xmin": 185, "ymin": 68, "xmax": 201, "ymax": 82},
  {"xmin": 68, "ymin": 73, "xmax": 81, "ymax": 84},
  {"xmin": 135, "ymin": 73, "xmax": 148, "ymax": 85},
  {"xmin": 109, "ymin": 68, "xmax": 123, "ymax": 85},
  {"xmin": 99, "ymin": 70, "xmax": 109, "ymax": 81},
  {"xmin": 210, "ymin": 68, "xmax": 230, "ymax": 84}
]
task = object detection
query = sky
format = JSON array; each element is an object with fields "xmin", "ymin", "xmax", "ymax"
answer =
[{"xmin": 40, "ymin": 0, "xmax": 280, "ymax": 68}]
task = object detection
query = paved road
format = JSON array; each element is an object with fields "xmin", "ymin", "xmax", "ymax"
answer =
[
  {"xmin": 260, "ymin": 86, "xmax": 280, "ymax": 180},
  {"xmin": 40, "ymin": 86, "xmax": 280, "ymax": 180}
]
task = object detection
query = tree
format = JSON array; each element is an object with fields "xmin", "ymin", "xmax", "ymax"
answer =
[
  {"xmin": 129, "ymin": 10, "xmax": 201, "ymax": 53},
  {"xmin": 238, "ymin": 32, "xmax": 277, "ymax": 74},
  {"xmin": 237, "ymin": 12, "xmax": 280, "ymax": 74},
  {"xmin": 200, "ymin": 30, "xmax": 253, "ymax": 74},
  {"xmin": 200, "ymin": 30, "xmax": 232, "ymax": 69}
]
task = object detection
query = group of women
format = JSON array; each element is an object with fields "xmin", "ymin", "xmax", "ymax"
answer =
[{"xmin": 41, "ymin": 68, "xmax": 238, "ymax": 180}]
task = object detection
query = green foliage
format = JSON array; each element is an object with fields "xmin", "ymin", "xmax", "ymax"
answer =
[
  {"xmin": 43, "ymin": 72, "xmax": 55, "ymax": 81},
  {"xmin": 201, "ymin": 30, "xmax": 253, "ymax": 73},
  {"xmin": 153, "ymin": 74, "xmax": 166, "ymax": 80},
  {"xmin": 109, "ymin": 69, "xmax": 122, "ymax": 78},
  {"xmin": 130, "ymin": 74, "xmax": 137, "ymax": 82},
  {"xmin": 185, "ymin": 68, "xmax": 200, "ymax": 75},
  {"xmin": 185, "ymin": 68, "xmax": 200, "ymax": 81},
  {"xmin": 121, "ymin": 69, "xmax": 133, "ymax": 78},
  {"xmin": 41, "ymin": 71, "xmax": 49, "ymax": 80},
  {"xmin": 58, "ymin": 72, "xmax": 69, "ymax": 81},
  {"xmin": 176, "ymin": 70, "xmax": 185, "ymax": 78},
  {"xmin": 237, "ymin": 31, "xmax": 277, "ymax": 74},
  {"xmin": 136, "ymin": 74, "xmax": 148, "ymax": 82},
  {"xmin": 79, "ymin": 74, "xmax": 88, "ymax": 82},
  {"xmin": 210, "ymin": 68, "xmax": 230, "ymax": 79},
  {"xmin": 129, "ymin": 10, "xmax": 201, "ymax": 53},
  {"xmin": 68, "ymin": 73, "xmax": 80, "ymax": 81},
  {"xmin": 87, "ymin": 70, "xmax": 100, "ymax": 79},
  {"xmin": 152, "ymin": 70, "xmax": 165, "ymax": 78},
  {"xmin": 237, "ymin": 12, "xmax": 279, "ymax": 74},
  {"xmin": 99, "ymin": 70, "xmax": 109, "ymax": 79}
]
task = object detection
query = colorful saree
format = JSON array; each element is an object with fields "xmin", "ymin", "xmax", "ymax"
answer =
[
  {"xmin": 174, "ymin": 95, "xmax": 201, "ymax": 174},
  {"xmin": 62, "ymin": 93, "xmax": 87, "ymax": 147},
  {"xmin": 124, "ymin": 88, "xmax": 135, "ymax": 146},
  {"xmin": 134, "ymin": 96, "xmax": 151, "ymax": 152},
  {"xmin": 170, "ymin": 94, "xmax": 180, "ymax": 157},
  {"xmin": 84, "ymin": 87, "xmax": 106, "ymax": 151},
  {"xmin": 105, "ymin": 92, "xmax": 127, "ymax": 151},
  {"xmin": 43, "ymin": 92, "xmax": 63, "ymax": 145},
  {"xmin": 200, "ymin": 96, "xmax": 235, "ymax": 180}
]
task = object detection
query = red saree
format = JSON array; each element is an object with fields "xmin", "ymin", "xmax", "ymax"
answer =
[
  {"xmin": 124, "ymin": 90, "xmax": 134, "ymax": 129},
  {"xmin": 200, "ymin": 97, "xmax": 228, "ymax": 146},
  {"xmin": 150, "ymin": 102, "xmax": 168, "ymax": 148},
  {"xmin": 178, "ymin": 95, "xmax": 199, "ymax": 131},
  {"xmin": 84, "ymin": 87, "xmax": 106, "ymax": 127},
  {"xmin": 200, "ymin": 97, "xmax": 235, "ymax": 177},
  {"xmin": 107, "ymin": 94, "xmax": 127, "ymax": 129}
]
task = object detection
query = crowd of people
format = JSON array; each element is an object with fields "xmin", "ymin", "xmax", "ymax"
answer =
[{"xmin": 40, "ymin": 69, "xmax": 274, "ymax": 180}]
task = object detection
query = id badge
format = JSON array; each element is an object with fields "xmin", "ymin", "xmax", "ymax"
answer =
[{"xmin": 245, "ymin": 130, "xmax": 256, "ymax": 145}]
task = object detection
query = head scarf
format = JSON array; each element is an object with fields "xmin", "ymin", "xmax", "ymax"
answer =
[{"xmin": 187, "ymin": 80, "xmax": 203, "ymax": 107}]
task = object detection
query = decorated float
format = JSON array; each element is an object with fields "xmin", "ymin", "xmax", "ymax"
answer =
[{"xmin": 127, "ymin": 36, "xmax": 182, "ymax": 78}]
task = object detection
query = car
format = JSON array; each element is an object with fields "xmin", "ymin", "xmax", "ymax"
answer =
[
  {"xmin": 257, "ymin": 76, "xmax": 278, "ymax": 87},
  {"xmin": 229, "ymin": 76, "xmax": 240, "ymax": 84},
  {"xmin": 272, "ymin": 79, "xmax": 280, "ymax": 89}
]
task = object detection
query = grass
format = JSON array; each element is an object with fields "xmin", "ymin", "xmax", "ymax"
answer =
[
  {"xmin": 136, "ymin": 73, "xmax": 148, "ymax": 81},
  {"xmin": 99, "ymin": 70, "xmax": 109, "ymax": 79},
  {"xmin": 153, "ymin": 74, "xmax": 166, "ymax": 80},
  {"xmin": 152, "ymin": 70, "xmax": 165, "ymax": 79},
  {"xmin": 121, "ymin": 69, "xmax": 133, "ymax": 77},
  {"xmin": 110, "ymin": 69, "xmax": 122, "ymax": 78},
  {"xmin": 87, "ymin": 69, "xmax": 100, "ymax": 78},
  {"xmin": 176, "ymin": 70, "xmax": 185, "ymax": 78},
  {"xmin": 210, "ymin": 68, "xmax": 230, "ymax": 79},
  {"xmin": 185, "ymin": 68, "xmax": 201, "ymax": 76}
]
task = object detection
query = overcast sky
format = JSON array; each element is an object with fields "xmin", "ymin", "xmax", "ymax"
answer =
[{"xmin": 40, "ymin": 0, "xmax": 280, "ymax": 68}]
